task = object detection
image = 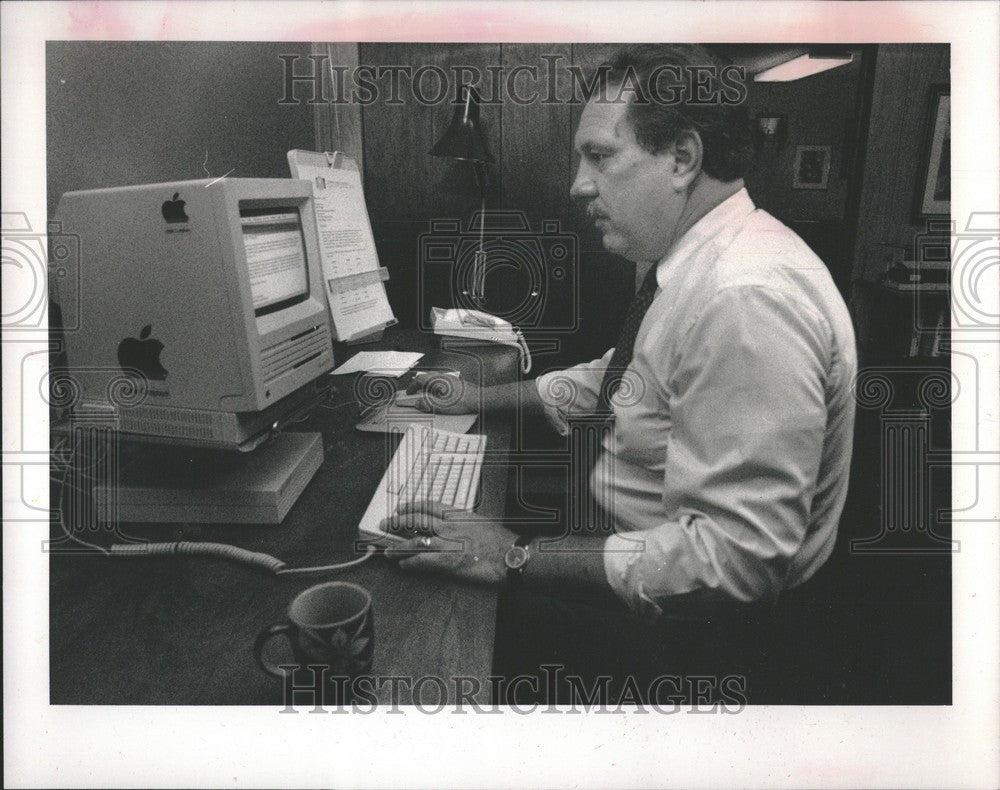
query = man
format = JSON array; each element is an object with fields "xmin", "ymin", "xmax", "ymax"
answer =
[{"xmin": 385, "ymin": 45, "xmax": 856, "ymax": 698}]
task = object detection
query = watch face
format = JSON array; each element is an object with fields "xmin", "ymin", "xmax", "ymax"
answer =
[{"xmin": 504, "ymin": 545, "xmax": 529, "ymax": 570}]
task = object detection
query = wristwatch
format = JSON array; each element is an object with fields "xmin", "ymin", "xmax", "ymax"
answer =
[{"xmin": 503, "ymin": 536, "xmax": 532, "ymax": 586}]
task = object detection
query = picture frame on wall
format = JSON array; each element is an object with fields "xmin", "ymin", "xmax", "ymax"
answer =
[
  {"xmin": 792, "ymin": 144, "xmax": 832, "ymax": 190},
  {"xmin": 914, "ymin": 85, "xmax": 950, "ymax": 219}
]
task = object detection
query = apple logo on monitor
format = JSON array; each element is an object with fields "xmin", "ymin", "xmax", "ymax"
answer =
[
  {"xmin": 161, "ymin": 192, "xmax": 188, "ymax": 223},
  {"xmin": 118, "ymin": 324, "xmax": 168, "ymax": 381}
]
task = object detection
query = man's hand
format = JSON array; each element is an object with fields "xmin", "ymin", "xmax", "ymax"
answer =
[
  {"xmin": 403, "ymin": 374, "xmax": 482, "ymax": 415},
  {"xmin": 381, "ymin": 501, "xmax": 517, "ymax": 586}
]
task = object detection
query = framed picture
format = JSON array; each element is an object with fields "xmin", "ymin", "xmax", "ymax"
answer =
[
  {"xmin": 914, "ymin": 85, "xmax": 950, "ymax": 219},
  {"xmin": 792, "ymin": 145, "xmax": 832, "ymax": 190}
]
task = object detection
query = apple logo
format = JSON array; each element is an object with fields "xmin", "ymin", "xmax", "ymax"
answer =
[
  {"xmin": 118, "ymin": 324, "xmax": 168, "ymax": 381},
  {"xmin": 161, "ymin": 192, "xmax": 188, "ymax": 223}
]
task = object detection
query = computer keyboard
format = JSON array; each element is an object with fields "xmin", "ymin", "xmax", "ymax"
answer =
[{"xmin": 357, "ymin": 425, "xmax": 487, "ymax": 542}]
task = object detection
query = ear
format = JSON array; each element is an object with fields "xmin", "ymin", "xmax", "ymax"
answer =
[{"xmin": 668, "ymin": 130, "xmax": 703, "ymax": 190}]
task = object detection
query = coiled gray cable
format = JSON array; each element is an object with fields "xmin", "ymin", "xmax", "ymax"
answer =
[{"xmin": 109, "ymin": 541, "xmax": 376, "ymax": 576}]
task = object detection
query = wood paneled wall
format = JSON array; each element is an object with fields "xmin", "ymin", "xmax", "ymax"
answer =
[
  {"xmin": 312, "ymin": 42, "xmax": 364, "ymax": 174},
  {"xmin": 354, "ymin": 43, "xmax": 634, "ymax": 367},
  {"xmin": 851, "ymin": 45, "xmax": 950, "ymax": 284},
  {"xmin": 744, "ymin": 54, "xmax": 864, "ymax": 224}
]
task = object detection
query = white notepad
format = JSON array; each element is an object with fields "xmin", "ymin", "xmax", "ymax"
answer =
[
  {"xmin": 356, "ymin": 405, "xmax": 478, "ymax": 435},
  {"xmin": 331, "ymin": 351, "xmax": 423, "ymax": 377}
]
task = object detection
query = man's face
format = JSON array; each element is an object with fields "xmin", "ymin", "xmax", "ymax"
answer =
[{"xmin": 570, "ymin": 94, "xmax": 686, "ymax": 263}]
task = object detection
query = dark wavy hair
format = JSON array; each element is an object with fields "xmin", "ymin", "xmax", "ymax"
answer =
[{"xmin": 596, "ymin": 44, "xmax": 754, "ymax": 182}]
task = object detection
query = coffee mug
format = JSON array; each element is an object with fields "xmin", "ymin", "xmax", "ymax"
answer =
[{"xmin": 255, "ymin": 581, "xmax": 374, "ymax": 697}]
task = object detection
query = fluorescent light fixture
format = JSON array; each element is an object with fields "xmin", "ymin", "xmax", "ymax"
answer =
[{"xmin": 754, "ymin": 52, "xmax": 854, "ymax": 82}]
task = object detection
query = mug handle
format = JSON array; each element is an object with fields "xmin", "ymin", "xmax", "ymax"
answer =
[{"xmin": 254, "ymin": 623, "xmax": 293, "ymax": 678}]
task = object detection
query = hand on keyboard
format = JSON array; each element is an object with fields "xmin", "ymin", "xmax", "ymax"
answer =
[
  {"xmin": 402, "ymin": 372, "xmax": 480, "ymax": 415},
  {"xmin": 382, "ymin": 500, "xmax": 518, "ymax": 586},
  {"xmin": 359, "ymin": 425, "xmax": 516, "ymax": 586},
  {"xmin": 356, "ymin": 426, "xmax": 488, "ymax": 540}
]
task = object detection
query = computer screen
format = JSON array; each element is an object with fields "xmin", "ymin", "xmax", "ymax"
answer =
[{"xmin": 240, "ymin": 206, "xmax": 309, "ymax": 313}]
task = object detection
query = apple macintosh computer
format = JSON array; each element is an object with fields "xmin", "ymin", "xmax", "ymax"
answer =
[
  {"xmin": 54, "ymin": 178, "xmax": 337, "ymax": 524},
  {"xmin": 54, "ymin": 175, "xmax": 489, "ymax": 571},
  {"xmin": 56, "ymin": 178, "xmax": 335, "ymax": 450}
]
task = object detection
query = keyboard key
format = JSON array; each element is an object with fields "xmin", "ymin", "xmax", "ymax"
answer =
[{"xmin": 387, "ymin": 427, "xmax": 416, "ymax": 493}]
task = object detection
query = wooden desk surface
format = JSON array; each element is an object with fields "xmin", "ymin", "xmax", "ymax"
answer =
[{"xmin": 49, "ymin": 330, "xmax": 518, "ymax": 705}]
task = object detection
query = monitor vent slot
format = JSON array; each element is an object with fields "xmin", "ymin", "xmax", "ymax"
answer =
[
  {"xmin": 260, "ymin": 324, "xmax": 330, "ymax": 384},
  {"xmin": 120, "ymin": 418, "xmax": 214, "ymax": 440},
  {"xmin": 118, "ymin": 406, "xmax": 219, "ymax": 440}
]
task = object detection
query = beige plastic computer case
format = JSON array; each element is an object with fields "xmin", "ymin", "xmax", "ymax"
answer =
[{"xmin": 54, "ymin": 178, "xmax": 335, "ymax": 451}]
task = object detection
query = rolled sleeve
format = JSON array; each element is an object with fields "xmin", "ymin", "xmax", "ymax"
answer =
[
  {"xmin": 603, "ymin": 532, "xmax": 659, "ymax": 618},
  {"xmin": 534, "ymin": 348, "xmax": 614, "ymax": 436},
  {"xmin": 605, "ymin": 286, "xmax": 832, "ymax": 619}
]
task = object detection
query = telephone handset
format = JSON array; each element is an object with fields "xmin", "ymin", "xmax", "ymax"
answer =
[{"xmin": 430, "ymin": 307, "xmax": 532, "ymax": 374}]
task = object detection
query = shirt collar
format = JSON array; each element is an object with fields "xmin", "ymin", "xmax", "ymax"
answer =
[{"xmin": 655, "ymin": 187, "xmax": 756, "ymax": 288}]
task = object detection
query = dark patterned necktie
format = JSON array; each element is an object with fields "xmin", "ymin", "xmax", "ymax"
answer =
[
  {"xmin": 596, "ymin": 261, "xmax": 662, "ymax": 414},
  {"xmin": 569, "ymin": 261, "xmax": 662, "ymax": 536}
]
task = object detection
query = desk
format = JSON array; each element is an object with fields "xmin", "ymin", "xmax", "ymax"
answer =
[{"xmin": 49, "ymin": 330, "xmax": 519, "ymax": 705}]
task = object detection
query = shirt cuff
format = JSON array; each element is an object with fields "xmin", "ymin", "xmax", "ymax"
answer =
[
  {"xmin": 534, "ymin": 371, "xmax": 572, "ymax": 436},
  {"xmin": 603, "ymin": 532, "xmax": 647, "ymax": 611}
]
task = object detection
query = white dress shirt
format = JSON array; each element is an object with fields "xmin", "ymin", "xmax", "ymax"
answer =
[{"xmin": 536, "ymin": 189, "xmax": 857, "ymax": 620}]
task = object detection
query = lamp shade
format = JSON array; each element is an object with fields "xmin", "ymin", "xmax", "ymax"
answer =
[
  {"xmin": 430, "ymin": 85, "xmax": 495, "ymax": 163},
  {"xmin": 754, "ymin": 112, "xmax": 788, "ymax": 152}
]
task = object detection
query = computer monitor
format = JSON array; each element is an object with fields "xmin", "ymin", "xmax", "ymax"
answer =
[{"xmin": 54, "ymin": 178, "xmax": 335, "ymax": 452}]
